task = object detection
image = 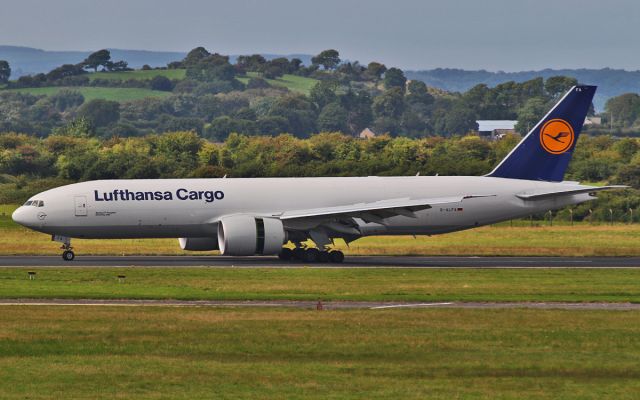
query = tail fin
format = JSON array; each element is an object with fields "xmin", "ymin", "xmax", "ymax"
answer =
[{"xmin": 487, "ymin": 85, "xmax": 596, "ymax": 182}]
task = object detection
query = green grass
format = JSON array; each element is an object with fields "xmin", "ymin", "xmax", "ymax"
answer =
[
  {"xmin": 237, "ymin": 72, "xmax": 318, "ymax": 94},
  {"xmin": 1, "ymin": 306, "xmax": 639, "ymax": 399},
  {"xmin": 2, "ymin": 267, "xmax": 640, "ymax": 302},
  {"xmin": 5, "ymin": 86, "xmax": 171, "ymax": 102},
  {"xmin": 87, "ymin": 69, "xmax": 186, "ymax": 81}
]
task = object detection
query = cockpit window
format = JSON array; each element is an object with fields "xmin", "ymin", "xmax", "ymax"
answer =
[
  {"xmin": 36, "ymin": 200, "xmax": 44, "ymax": 207},
  {"xmin": 23, "ymin": 201, "xmax": 33, "ymax": 206},
  {"xmin": 24, "ymin": 200, "xmax": 44, "ymax": 207}
]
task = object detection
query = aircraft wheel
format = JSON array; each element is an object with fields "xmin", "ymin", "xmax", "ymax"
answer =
[
  {"xmin": 303, "ymin": 248, "xmax": 320, "ymax": 263},
  {"xmin": 62, "ymin": 250, "xmax": 75, "ymax": 261},
  {"xmin": 278, "ymin": 248, "xmax": 293, "ymax": 260},
  {"xmin": 293, "ymin": 248, "xmax": 306, "ymax": 261},
  {"xmin": 318, "ymin": 251, "xmax": 330, "ymax": 263},
  {"xmin": 329, "ymin": 250, "xmax": 344, "ymax": 263}
]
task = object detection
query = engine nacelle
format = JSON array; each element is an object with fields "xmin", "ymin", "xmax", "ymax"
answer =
[
  {"xmin": 178, "ymin": 237, "xmax": 219, "ymax": 251},
  {"xmin": 217, "ymin": 215, "xmax": 286, "ymax": 256}
]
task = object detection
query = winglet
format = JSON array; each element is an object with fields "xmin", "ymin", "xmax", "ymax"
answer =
[{"xmin": 487, "ymin": 85, "xmax": 596, "ymax": 182}]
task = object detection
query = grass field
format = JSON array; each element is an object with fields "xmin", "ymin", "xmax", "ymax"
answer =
[
  {"xmin": 4, "ymin": 86, "xmax": 172, "ymax": 102},
  {"xmin": 1, "ymin": 267, "xmax": 640, "ymax": 302},
  {"xmin": 0, "ymin": 306, "xmax": 639, "ymax": 399},
  {"xmin": 1, "ymin": 223, "xmax": 639, "ymax": 256},
  {"xmin": 87, "ymin": 69, "xmax": 186, "ymax": 81},
  {"xmin": 237, "ymin": 72, "xmax": 318, "ymax": 94}
]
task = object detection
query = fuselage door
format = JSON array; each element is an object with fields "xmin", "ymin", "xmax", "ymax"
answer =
[{"xmin": 74, "ymin": 195, "xmax": 88, "ymax": 217}]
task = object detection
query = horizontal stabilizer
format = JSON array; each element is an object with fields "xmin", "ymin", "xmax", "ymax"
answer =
[{"xmin": 516, "ymin": 185, "xmax": 627, "ymax": 200}]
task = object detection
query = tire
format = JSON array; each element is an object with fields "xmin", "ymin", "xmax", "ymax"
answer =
[
  {"xmin": 293, "ymin": 248, "xmax": 306, "ymax": 261},
  {"xmin": 328, "ymin": 250, "xmax": 344, "ymax": 263},
  {"xmin": 278, "ymin": 248, "xmax": 293, "ymax": 260},
  {"xmin": 318, "ymin": 251, "xmax": 330, "ymax": 263},
  {"xmin": 303, "ymin": 248, "xmax": 320, "ymax": 263},
  {"xmin": 62, "ymin": 250, "xmax": 75, "ymax": 261}
]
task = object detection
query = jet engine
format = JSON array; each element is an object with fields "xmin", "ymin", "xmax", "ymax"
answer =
[
  {"xmin": 178, "ymin": 237, "xmax": 219, "ymax": 251},
  {"xmin": 217, "ymin": 215, "xmax": 286, "ymax": 256}
]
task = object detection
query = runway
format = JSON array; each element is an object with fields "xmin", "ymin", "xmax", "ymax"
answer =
[
  {"xmin": 1, "ymin": 298, "xmax": 639, "ymax": 310},
  {"xmin": 0, "ymin": 255, "xmax": 639, "ymax": 268}
]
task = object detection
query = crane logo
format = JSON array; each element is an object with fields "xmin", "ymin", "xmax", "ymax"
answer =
[{"xmin": 540, "ymin": 119, "xmax": 574, "ymax": 154}]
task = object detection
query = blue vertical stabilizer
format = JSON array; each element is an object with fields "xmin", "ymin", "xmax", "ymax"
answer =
[{"xmin": 487, "ymin": 85, "xmax": 596, "ymax": 182}]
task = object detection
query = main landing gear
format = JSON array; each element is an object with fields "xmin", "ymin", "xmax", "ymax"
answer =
[{"xmin": 278, "ymin": 246, "xmax": 344, "ymax": 263}]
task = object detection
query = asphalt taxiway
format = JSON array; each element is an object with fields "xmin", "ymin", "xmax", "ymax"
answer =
[{"xmin": 0, "ymin": 255, "xmax": 639, "ymax": 268}]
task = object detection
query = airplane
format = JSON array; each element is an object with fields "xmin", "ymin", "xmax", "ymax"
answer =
[{"xmin": 12, "ymin": 85, "xmax": 625, "ymax": 262}]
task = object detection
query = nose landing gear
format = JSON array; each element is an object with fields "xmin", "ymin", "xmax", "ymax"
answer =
[
  {"xmin": 53, "ymin": 235, "xmax": 75, "ymax": 261},
  {"xmin": 62, "ymin": 248, "xmax": 75, "ymax": 261}
]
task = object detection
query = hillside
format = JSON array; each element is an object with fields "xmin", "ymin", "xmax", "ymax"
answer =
[
  {"xmin": 237, "ymin": 72, "xmax": 317, "ymax": 94},
  {"xmin": 6, "ymin": 86, "xmax": 172, "ymax": 102},
  {"xmin": 3, "ymin": 69, "xmax": 318, "ymax": 102},
  {"xmin": 406, "ymin": 68, "xmax": 640, "ymax": 111}
]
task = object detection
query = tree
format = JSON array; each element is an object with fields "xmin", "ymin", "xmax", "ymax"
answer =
[
  {"xmin": 545, "ymin": 76, "xmax": 578, "ymax": 99},
  {"xmin": 206, "ymin": 116, "xmax": 256, "ymax": 141},
  {"xmin": 183, "ymin": 47, "xmax": 211, "ymax": 67},
  {"xmin": 311, "ymin": 49, "xmax": 341, "ymax": 70},
  {"xmin": 605, "ymin": 93, "xmax": 640, "ymax": 128},
  {"xmin": 309, "ymin": 80, "xmax": 338, "ymax": 108},
  {"xmin": 289, "ymin": 58, "xmax": 303, "ymax": 73},
  {"xmin": 263, "ymin": 65, "xmax": 284, "ymax": 79},
  {"xmin": 186, "ymin": 54, "xmax": 236, "ymax": 82},
  {"xmin": 406, "ymin": 80, "xmax": 434, "ymax": 106},
  {"xmin": 516, "ymin": 97, "xmax": 547, "ymax": 133},
  {"xmin": 236, "ymin": 54, "xmax": 267, "ymax": 71},
  {"xmin": 383, "ymin": 68, "xmax": 406, "ymax": 91},
  {"xmin": 78, "ymin": 99, "xmax": 120, "ymax": 127},
  {"xmin": 255, "ymin": 116, "xmax": 290, "ymax": 136},
  {"xmin": 50, "ymin": 90, "xmax": 85, "ymax": 111},
  {"xmin": 365, "ymin": 62, "xmax": 386, "ymax": 80},
  {"xmin": 373, "ymin": 88, "xmax": 405, "ymax": 119},
  {"xmin": 150, "ymin": 76, "xmax": 174, "ymax": 91},
  {"xmin": 46, "ymin": 64, "xmax": 85, "ymax": 81},
  {"xmin": 444, "ymin": 105, "xmax": 477, "ymax": 135},
  {"xmin": 0, "ymin": 60, "xmax": 10, "ymax": 84},
  {"xmin": 267, "ymin": 94, "xmax": 317, "ymax": 137},
  {"xmin": 106, "ymin": 60, "xmax": 130, "ymax": 72},
  {"xmin": 82, "ymin": 49, "xmax": 111, "ymax": 72},
  {"xmin": 318, "ymin": 102, "xmax": 348, "ymax": 133},
  {"xmin": 51, "ymin": 116, "xmax": 94, "ymax": 137},
  {"xmin": 341, "ymin": 90, "xmax": 373, "ymax": 135}
]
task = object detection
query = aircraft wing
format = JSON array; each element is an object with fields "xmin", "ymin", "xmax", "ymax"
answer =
[
  {"xmin": 279, "ymin": 195, "xmax": 493, "ymax": 223},
  {"xmin": 516, "ymin": 185, "xmax": 628, "ymax": 200}
]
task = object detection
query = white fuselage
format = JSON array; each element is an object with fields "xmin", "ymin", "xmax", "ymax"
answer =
[{"xmin": 12, "ymin": 176, "xmax": 592, "ymax": 240}]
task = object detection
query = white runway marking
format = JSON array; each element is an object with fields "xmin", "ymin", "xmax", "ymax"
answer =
[{"xmin": 370, "ymin": 302, "xmax": 454, "ymax": 309}]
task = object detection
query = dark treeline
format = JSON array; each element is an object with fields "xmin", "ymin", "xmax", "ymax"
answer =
[{"xmin": 0, "ymin": 131, "xmax": 638, "ymax": 222}]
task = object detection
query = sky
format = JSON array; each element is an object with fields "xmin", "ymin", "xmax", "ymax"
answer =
[{"xmin": 1, "ymin": 0, "xmax": 639, "ymax": 71}]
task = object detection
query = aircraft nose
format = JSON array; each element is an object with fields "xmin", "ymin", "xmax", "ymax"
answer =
[{"xmin": 12, "ymin": 207, "xmax": 31, "ymax": 227}]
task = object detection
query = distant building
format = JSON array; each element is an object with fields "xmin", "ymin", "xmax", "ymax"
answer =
[
  {"xmin": 359, "ymin": 128, "xmax": 377, "ymax": 139},
  {"xmin": 476, "ymin": 120, "xmax": 518, "ymax": 140},
  {"xmin": 584, "ymin": 116, "xmax": 602, "ymax": 126}
]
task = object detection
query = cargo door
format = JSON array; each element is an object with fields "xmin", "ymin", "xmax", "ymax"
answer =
[{"xmin": 74, "ymin": 195, "xmax": 87, "ymax": 216}]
